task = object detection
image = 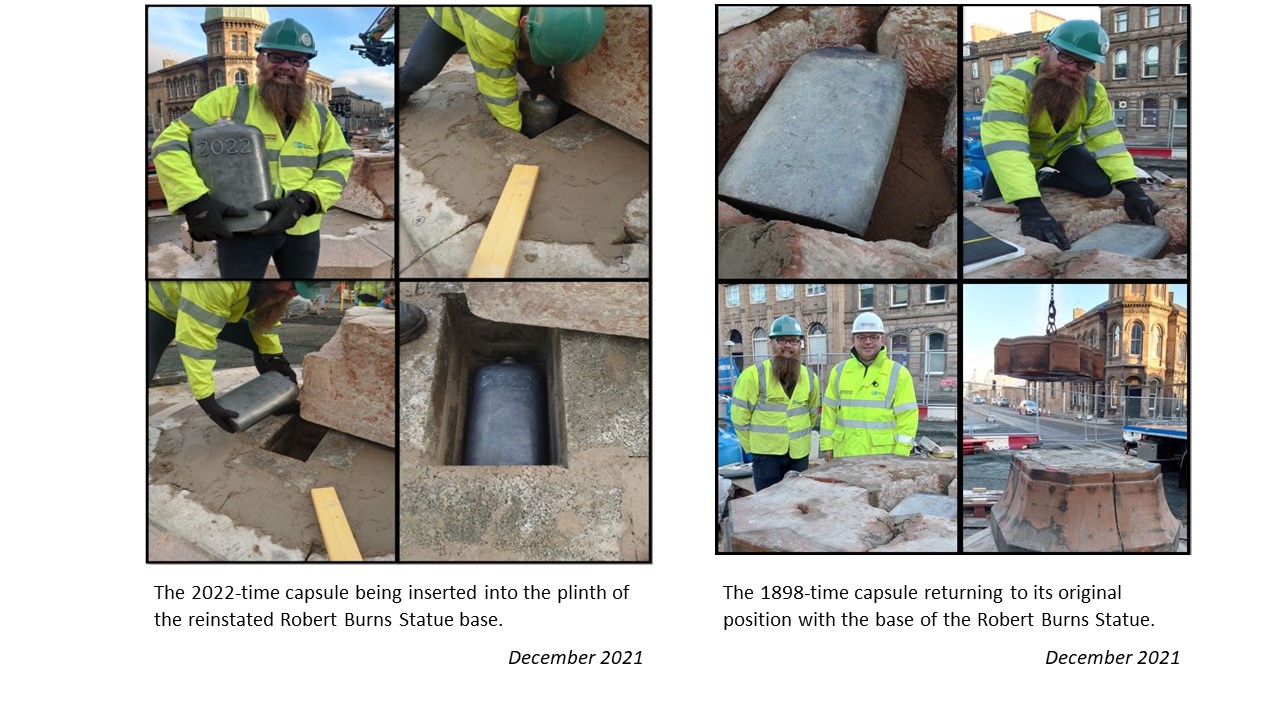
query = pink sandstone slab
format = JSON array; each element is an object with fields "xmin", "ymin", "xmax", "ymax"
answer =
[{"xmin": 301, "ymin": 307, "xmax": 396, "ymax": 447}]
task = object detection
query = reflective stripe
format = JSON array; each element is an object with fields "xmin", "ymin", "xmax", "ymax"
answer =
[
  {"xmin": 822, "ymin": 398, "xmax": 839, "ymax": 410},
  {"xmin": 1092, "ymin": 143, "xmax": 1128, "ymax": 159},
  {"xmin": 150, "ymin": 282, "xmax": 178, "ymax": 316},
  {"xmin": 756, "ymin": 402, "xmax": 788, "ymax": 412},
  {"xmin": 885, "ymin": 363, "xmax": 902, "ymax": 409},
  {"xmin": 819, "ymin": 429, "xmax": 833, "ymax": 438},
  {"xmin": 472, "ymin": 58, "xmax": 516, "ymax": 78},
  {"xmin": 267, "ymin": 149, "xmax": 281, "ymax": 162},
  {"xmin": 984, "ymin": 140, "xmax": 1030, "ymax": 155},
  {"xmin": 313, "ymin": 101, "xmax": 328, "ymax": 136},
  {"xmin": 318, "ymin": 148, "xmax": 354, "ymax": 165},
  {"xmin": 829, "ymin": 398, "xmax": 885, "ymax": 408},
  {"xmin": 178, "ymin": 298, "xmax": 228, "ymax": 330},
  {"xmin": 1002, "ymin": 67, "xmax": 1035, "ymax": 88},
  {"xmin": 730, "ymin": 397, "xmax": 752, "ymax": 410},
  {"xmin": 894, "ymin": 402, "xmax": 918, "ymax": 414},
  {"xmin": 281, "ymin": 155, "xmax": 318, "ymax": 168},
  {"xmin": 1084, "ymin": 76, "xmax": 1097, "ymax": 116},
  {"xmin": 232, "ymin": 85, "xmax": 250, "ymax": 124},
  {"xmin": 807, "ymin": 368, "xmax": 819, "ymax": 411},
  {"xmin": 151, "ymin": 140, "xmax": 189, "ymax": 157},
  {"xmin": 750, "ymin": 424, "xmax": 788, "ymax": 434},
  {"xmin": 836, "ymin": 419, "xmax": 896, "ymax": 430},
  {"xmin": 983, "ymin": 110, "xmax": 1028, "ymax": 125},
  {"xmin": 755, "ymin": 362, "xmax": 767, "ymax": 399},
  {"xmin": 462, "ymin": 6, "xmax": 521, "ymax": 40},
  {"xmin": 786, "ymin": 407, "xmax": 810, "ymax": 418},
  {"xmin": 177, "ymin": 343, "xmax": 217, "ymax": 361},
  {"xmin": 481, "ymin": 91, "xmax": 518, "ymax": 107},
  {"xmin": 180, "ymin": 111, "xmax": 209, "ymax": 130},
  {"xmin": 1084, "ymin": 119, "xmax": 1117, "ymax": 137},
  {"xmin": 789, "ymin": 428, "xmax": 811, "ymax": 440},
  {"xmin": 314, "ymin": 169, "xmax": 347, "ymax": 187},
  {"xmin": 896, "ymin": 434, "xmax": 915, "ymax": 445}
]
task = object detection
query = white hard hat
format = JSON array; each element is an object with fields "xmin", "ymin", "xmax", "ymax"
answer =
[{"xmin": 852, "ymin": 312, "xmax": 885, "ymax": 334}]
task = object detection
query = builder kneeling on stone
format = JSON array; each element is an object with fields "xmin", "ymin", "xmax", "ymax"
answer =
[
  {"xmin": 399, "ymin": 7, "xmax": 605, "ymax": 137},
  {"xmin": 147, "ymin": 281, "xmax": 320, "ymax": 432}
]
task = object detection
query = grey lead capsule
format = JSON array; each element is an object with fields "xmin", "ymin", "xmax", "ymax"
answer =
[
  {"xmin": 718, "ymin": 47, "xmax": 907, "ymax": 236},
  {"xmin": 464, "ymin": 357, "xmax": 549, "ymax": 465},
  {"xmin": 191, "ymin": 118, "xmax": 273, "ymax": 233},
  {"xmin": 217, "ymin": 371, "xmax": 299, "ymax": 432}
]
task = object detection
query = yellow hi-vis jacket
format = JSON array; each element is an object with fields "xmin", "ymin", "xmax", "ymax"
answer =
[
  {"xmin": 730, "ymin": 360, "xmax": 820, "ymax": 459},
  {"xmin": 147, "ymin": 281, "xmax": 283, "ymax": 401},
  {"xmin": 429, "ymin": 7, "xmax": 525, "ymax": 131},
  {"xmin": 151, "ymin": 84, "xmax": 354, "ymax": 235},
  {"xmin": 980, "ymin": 56, "xmax": 1137, "ymax": 202},
  {"xmin": 820, "ymin": 349, "xmax": 918, "ymax": 457}
]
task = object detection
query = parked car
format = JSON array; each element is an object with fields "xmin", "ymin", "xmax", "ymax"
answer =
[
  {"xmin": 1018, "ymin": 400, "xmax": 1039, "ymax": 416},
  {"xmin": 973, "ymin": 396, "xmax": 986, "ymax": 404},
  {"xmin": 996, "ymin": 397, "xmax": 1009, "ymax": 407}
]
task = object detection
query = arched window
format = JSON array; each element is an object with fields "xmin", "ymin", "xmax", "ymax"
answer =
[
  {"xmin": 926, "ymin": 332, "xmax": 946, "ymax": 376},
  {"xmin": 212, "ymin": 70, "xmax": 224, "ymax": 88},
  {"xmin": 1148, "ymin": 378, "xmax": 1163, "ymax": 417},
  {"xmin": 235, "ymin": 70, "xmax": 248, "ymax": 86},
  {"xmin": 1143, "ymin": 45, "xmax": 1159, "ymax": 78},
  {"xmin": 807, "ymin": 323, "xmax": 827, "ymax": 366},
  {"xmin": 1111, "ymin": 324, "xmax": 1121, "ymax": 358},
  {"xmin": 889, "ymin": 334, "xmax": 909, "ymax": 366},
  {"xmin": 1113, "ymin": 48, "xmax": 1128, "ymax": 79},
  {"xmin": 1090, "ymin": 329, "xmax": 1098, "ymax": 348},
  {"xmin": 1129, "ymin": 322, "xmax": 1144, "ymax": 356},
  {"xmin": 1176, "ymin": 42, "xmax": 1188, "ymax": 75},
  {"xmin": 728, "ymin": 329, "xmax": 743, "ymax": 345},
  {"xmin": 1178, "ymin": 333, "xmax": 1187, "ymax": 365},
  {"xmin": 1152, "ymin": 325, "xmax": 1164, "ymax": 360},
  {"xmin": 752, "ymin": 328, "xmax": 768, "ymax": 362}
]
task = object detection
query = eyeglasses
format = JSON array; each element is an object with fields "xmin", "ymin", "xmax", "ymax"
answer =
[
  {"xmin": 853, "ymin": 334, "xmax": 882, "ymax": 342},
  {"xmin": 265, "ymin": 52, "xmax": 308, "ymax": 68},
  {"xmin": 774, "ymin": 338, "xmax": 803, "ymax": 346},
  {"xmin": 1050, "ymin": 45, "xmax": 1095, "ymax": 72}
]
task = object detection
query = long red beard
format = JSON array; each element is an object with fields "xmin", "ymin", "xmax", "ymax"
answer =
[
  {"xmin": 251, "ymin": 286, "xmax": 294, "ymax": 332},
  {"xmin": 771, "ymin": 354, "xmax": 800, "ymax": 389},
  {"xmin": 1029, "ymin": 68, "xmax": 1085, "ymax": 125},
  {"xmin": 258, "ymin": 73, "xmax": 308, "ymax": 121}
]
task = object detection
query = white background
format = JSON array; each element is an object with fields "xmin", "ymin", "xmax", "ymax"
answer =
[{"xmin": 5, "ymin": 1, "xmax": 1270, "ymax": 715}]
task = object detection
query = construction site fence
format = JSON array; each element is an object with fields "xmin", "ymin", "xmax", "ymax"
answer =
[{"xmin": 729, "ymin": 351, "xmax": 959, "ymax": 406}]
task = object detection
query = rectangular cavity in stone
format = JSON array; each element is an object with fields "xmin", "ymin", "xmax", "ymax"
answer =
[{"xmin": 717, "ymin": 47, "xmax": 906, "ymax": 235}]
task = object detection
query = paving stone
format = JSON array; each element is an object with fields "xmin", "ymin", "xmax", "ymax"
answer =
[
  {"xmin": 300, "ymin": 307, "xmax": 395, "ymax": 447},
  {"xmin": 1069, "ymin": 222, "xmax": 1170, "ymax": 258},
  {"xmin": 888, "ymin": 492, "xmax": 957, "ymax": 520},
  {"xmin": 718, "ymin": 48, "xmax": 906, "ymax": 235}
]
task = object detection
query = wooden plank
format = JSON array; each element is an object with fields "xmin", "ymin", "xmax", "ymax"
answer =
[
  {"xmin": 310, "ymin": 487, "xmax": 363, "ymax": 561},
  {"xmin": 467, "ymin": 164, "xmax": 540, "ymax": 278}
]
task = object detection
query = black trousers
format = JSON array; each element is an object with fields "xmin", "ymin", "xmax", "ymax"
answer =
[
  {"xmin": 147, "ymin": 309, "xmax": 259, "ymax": 386},
  {"xmin": 983, "ymin": 144, "xmax": 1114, "ymax": 201},
  {"xmin": 400, "ymin": 18, "xmax": 465, "ymax": 97},
  {"xmin": 217, "ymin": 230, "xmax": 320, "ymax": 279},
  {"xmin": 751, "ymin": 453, "xmax": 810, "ymax": 494}
]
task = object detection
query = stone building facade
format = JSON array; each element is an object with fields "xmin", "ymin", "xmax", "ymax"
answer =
[
  {"xmin": 147, "ymin": 7, "xmax": 334, "ymax": 137},
  {"xmin": 1036, "ymin": 283, "xmax": 1188, "ymax": 420},
  {"xmin": 717, "ymin": 283, "xmax": 958, "ymax": 402},
  {"xmin": 961, "ymin": 6, "xmax": 1188, "ymax": 151}
]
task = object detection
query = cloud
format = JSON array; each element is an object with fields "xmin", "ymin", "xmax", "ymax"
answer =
[{"xmin": 333, "ymin": 67, "xmax": 395, "ymax": 105}]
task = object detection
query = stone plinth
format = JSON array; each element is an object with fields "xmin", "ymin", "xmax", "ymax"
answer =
[
  {"xmin": 464, "ymin": 282, "xmax": 649, "ymax": 339},
  {"xmin": 556, "ymin": 7, "xmax": 650, "ymax": 144},
  {"xmin": 335, "ymin": 151, "xmax": 395, "ymax": 220},
  {"xmin": 798, "ymin": 455, "xmax": 957, "ymax": 511},
  {"xmin": 995, "ymin": 335, "xmax": 1102, "ymax": 381},
  {"xmin": 728, "ymin": 476, "xmax": 894, "ymax": 552},
  {"xmin": 301, "ymin": 307, "xmax": 395, "ymax": 447},
  {"xmin": 991, "ymin": 450, "xmax": 1180, "ymax": 552}
]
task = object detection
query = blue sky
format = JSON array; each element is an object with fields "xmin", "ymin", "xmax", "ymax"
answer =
[
  {"xmin": 147, "ymin": 6, "xmax": 393, "ymax": 105},
  {"xmin": 963, "ymin": 284, "xmax": 1187, "ymax": 379}
]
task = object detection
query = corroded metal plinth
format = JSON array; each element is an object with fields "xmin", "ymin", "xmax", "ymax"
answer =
[
  {"xmin": 994, "ymin": 336, "xmax": 1102, "ymax": 382},
  {"xmin": 991, "ymin": 449, "xmax": 1180, "ymax": 552}
]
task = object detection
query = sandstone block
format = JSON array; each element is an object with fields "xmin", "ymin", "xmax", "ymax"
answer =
[
  {"xmin": 335, "ymin": 151, "xmax": 395, "ymax": 220},
  {"xmin": 465, "ymin": 282, "xmax": 649, "ymax": 339},
  {"xmin": 301, "ymin": 307, "xmax": 396, "ymax": 447},
  {"xmin": 556, "ymin": 7, "xmax": 650, "ymax": 143},
  {"xmin": 728, "ymin": 476, "xmax": 894, "ymax": 552},
  {"xmin": 800, "ymin": 455, "xmax": 956, "ymax": 512},
  {"xmin": 717, "ymin": 219, "xmax": 957, "ymax": 279},
  {"xmin": 876, "ymin": 6, "xmax": 957, "ymax": 96}
]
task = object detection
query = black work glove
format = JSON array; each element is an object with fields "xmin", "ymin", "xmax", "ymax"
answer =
[
  {"xmin": 196, "ymin": 395, "xmax": 239, "ymax": 433},
  {"xmin": 1014, "ymin": 197, "xmax": 1071, "ymax": 250},
  {"xmin": 254, "ymin": 353, "xmax": 297, "ymax": 385},
  {"xmin": 251, "ymin": 190, "xmax": 316, "ymax": 235},
  {"xmin": 182, "ymin": 194, "xmax": 248, "ymax": 242},
  {"xmin": 1115, "ymin": 180, "xmax": 1160, "ymax": 225}
]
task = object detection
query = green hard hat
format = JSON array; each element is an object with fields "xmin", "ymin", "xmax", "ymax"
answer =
[
  {"xmin": 256, "ymin": 18, "xmax": 318, "ymax": 59},
  {"xmin": 1044, "ymin": 19, "xmax": 1109, "ymax": 63},
  {"xmin": 769, "ymin": 315, "xmax": 804, "ymax": 338},
  {"xmin": 525, "ymin": 6, "xmax": 606, "ymax": 66},
  {"xmin": 293, "ymin": 281, "xmax": 322, "ymax": 300}
]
